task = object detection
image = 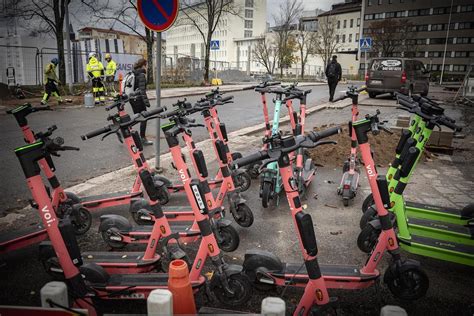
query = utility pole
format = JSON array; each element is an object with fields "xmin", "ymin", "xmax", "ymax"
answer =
[
  {"xmin": 358, "ymin": 0, "xmax": 366, "ymax": 74},
  {"xmin": 64, "ymin": 0, "xmax": 73, "ymax": 94},
  {"xmin": 439, "ymin": 0, "xmax": 454, "ymax": 85}
]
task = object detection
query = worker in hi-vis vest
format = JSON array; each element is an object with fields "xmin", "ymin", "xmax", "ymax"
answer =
[
  {"xmin": 86, "ymin": 52, "xmax": 105, "ymax": 104},
  {"xmin": 41, "ymin": 57, "xmax": 64, "ymax": 105},
  {"xmin": 104, "ymin": 53, "xmax": 117, "ymax": 97}
]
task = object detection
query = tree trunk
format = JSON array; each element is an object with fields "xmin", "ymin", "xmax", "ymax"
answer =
[
  {"xmin": 56, "ymin": 29, "xmax": 66, "ymax": 86},
  {"xmin": 301, "ymin": 61, "xmax": 305, "ymax": 79},
  {"xmin": 145, "ymin": 29, "xmax": 154, "ymax": 84},
  {"xmin": 204, "ymin": 36, "xmax": 212, "ymax": 83}
]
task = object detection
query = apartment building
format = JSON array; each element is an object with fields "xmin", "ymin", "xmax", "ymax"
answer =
[
  {"xmin": 165, "ymin": 0, "xmax": 267, "ymax": 72},
  {"xmin": 362, "ymin": 0, "xmax": 474, "ymax": 76}
]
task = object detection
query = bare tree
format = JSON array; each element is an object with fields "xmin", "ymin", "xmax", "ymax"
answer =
[
  {"xmin": 7, "ymin": 0, "xmax": 70, "ymax": 84},
  {"xmin": 252, "ymin": 36, "xmax": 277, "ymax": 74},
  {"xmin": 82, "ymin": 0, "xmax": 156, "ymax": 83},
  {"xmin": 314, "ymin": 15, "xmax": 340, "ymax": 69},
  {"xmin": 273, "ymin": 0, "xmax": 303, "ymax": 76},
  {"xmin": 296, "ymin": 30, "xmax": 317, "ymax": 79},
  {"xmin": 366, "ymin": 19, "xmax": 415, "ymax": 57},
  {"xmin": 180, "ymin": 0, "xmax": 240, "ymax": 83}
]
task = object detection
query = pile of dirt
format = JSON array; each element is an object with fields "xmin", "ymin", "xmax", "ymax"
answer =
[{"xmin": 308, "ymin": 124, "xmax": 401, "ymax": 168}]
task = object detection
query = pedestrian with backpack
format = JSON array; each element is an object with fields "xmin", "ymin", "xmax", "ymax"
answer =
[
  {"xmin": 325, "ymin": 55, "xmax": 342, "ymax": 102},
  {"xmin": 122, "ymin": 58, "xmax": 153, "ymax": 146}
]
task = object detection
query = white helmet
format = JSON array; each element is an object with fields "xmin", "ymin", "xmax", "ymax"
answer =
[{"xmin": 88, "ymin": 52, "xmax": 96, "ymax": 59}]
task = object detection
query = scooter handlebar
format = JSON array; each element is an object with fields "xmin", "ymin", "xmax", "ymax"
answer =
[
  {"xmin": 81, "ymin": 126, "xmax": 111, "ymax": 140},
  {"xmin": 141, "ymin": 106, "xmax": 167, "ymax": 118},
  {"xmin": 220, "ymin": 95, "xmax": 233, "ymax": 103},
  {"xmin": 232, "ymin": 151, "xmax": 267, "ymax": 169},
  {"xmin": 308, "ymin": 126, "xmax": 341, "ymax": 142}
]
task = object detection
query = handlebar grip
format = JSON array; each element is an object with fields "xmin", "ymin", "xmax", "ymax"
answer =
[
  {"xmin": 105, "ymin": 102, "xmax": 119, "ymax": 111},
  {"xmin": 142, "ymin": 106, "xmax": 167, "ymax": 118},
  {"xmin": 440, "ymin": 118, "xmax": 460, "ymax": 131},
  {"xmin": 81, "ymin": 126, "xmax": 111, "ymax": 140},
  {"xmin": 232, "ymin": 151, "xmax": 267, "ymax": 169},
  {"xmin": 398, "ymin": 98, "xmax": 416, "ymax": 109},
  {"xmin": 394, "ymin": 92, "xmax": 410, "ymax": 101},
  {"xmin": 220, "ymin": 95, "xmax": 233, "ymax": 102},
  {"xmin": 309, "ymin": 126, "xmax": 341, "ymax": 142},
  {"xmin": 34, "ymin": 106, "xmax": 52, "ymax": 112},
  {"xmin": 266, "ymin": 81, "xmax": 281, "ymax": 87},
  {"xmin": 242, "ymin": 85, "xmax": 256, "ymax": 90}
]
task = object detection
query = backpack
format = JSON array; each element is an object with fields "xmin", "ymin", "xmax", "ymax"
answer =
[
  {"xmin": 121, "ymin": 71, "xmax": 135, "ymax": 97},
  {"xmin": 326, "ymin": 62, "xmax": 338, "ymax": 79}
]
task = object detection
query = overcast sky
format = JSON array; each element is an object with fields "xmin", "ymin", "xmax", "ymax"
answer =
[{"xmin": 266, "ymin": 0, "xmax": 338, "ymax": 23}]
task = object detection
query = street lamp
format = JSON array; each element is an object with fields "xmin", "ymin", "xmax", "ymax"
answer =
[{"xmin": 439, "ymin": 0, "xmax": 454, "ymax": 85}]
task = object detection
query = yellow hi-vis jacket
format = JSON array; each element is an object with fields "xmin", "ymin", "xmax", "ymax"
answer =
[
  {"xmin": 105, "ymin": 60, "xmax": 117, "ymax": 77},
  {"xmin": 44, "ymin": 63, "xmax": 59, "ymax": 83},
  {"xmin": 86, "ymin": 57, "xmax": 104, "ymax": 78}
]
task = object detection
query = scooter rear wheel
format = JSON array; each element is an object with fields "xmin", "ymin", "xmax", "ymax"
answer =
[
  {"xmin": 361, "ymin": 193, "xmax": 374, "ymax": 213},
  {"xmin": 217, "ymin": 225, "xmax": 240, "ymax": 252},
  {"xmin": 234, "ymin": 204, "xmax": 254, "ymax": 227},
  {"xmin": 235, "ymin": 172, "xmax": 251, "ymax": 192},
  {"xmin": 261, "ymin": 182, "xmax": 272, "ymax": 208},
  {"xmin": 359, "ymin": 207, "xmax": 378, "ymax": 229},
  {"xmin": 384, "ymin": 265, "xmax": 429, "ymax": 300},
  {"xmin": 71, "ymin": 207, "xmax": 92, "ymax": 235},
  {"xmin": 101, "ymin": 231, "xmax": 127, "ymax": 249},
  {"xmin": 357, "ymin": 224, "xmax": 380, "ymax": 253},
  {"xmin": 213, "ymin": 273, "xmax": 252, "ymax": 307}
]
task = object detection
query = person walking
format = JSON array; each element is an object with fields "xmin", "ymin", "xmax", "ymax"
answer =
[
  {"xmin": 104, "ymin": 53, "xmax": 117, "ymax": 97},
  {"xmin": 41, "ymin": 57, "xmax": 64, "ymax": 105},
  {"xmin": 325, "ymin": 55, "xmax": 342, "ymax": 102},
  {"xmin": 129, "ymin": 58, "xmax": 153, "ymax": 146},
  {"xmin": 86, "ymin": 52, "xmax": 105, "ymax": 104}
]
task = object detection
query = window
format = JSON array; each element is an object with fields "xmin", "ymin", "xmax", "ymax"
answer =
[
  {"xmin": 378, "ymin": 0, "xmax": 382, "ymax": 4},
  {"xmin": 350, "ymin": 19, "xmax": 353, "ymax": 28},
  {"xmin": 389, "ymin": 0, "xmax": 393, "ymax": 3},
  {"xmin": 430, "ymin": 38, "xmax": 454, "ymax": 45},
  {"xmin": 343, "ymin": 20, "xmax": 347, "ymax": 28},
  {"xmin": 453, "ymin": 65, "xmax": 467, "ymax": 72},
  {"xmin": 349, "ymin": 34, "xmax": 353, "ymax": 42},
  {"xmin": 244, "ymin": 30, "xmax": 252, "ymax": 38},
  {"xmin": 364, "ymin": 14, "xmax": 373, "ymax": 20},
  {"xmin": 460, "ymin": 5, "xmax": 474, "ymax": 12},
  {"xmin": 431, "ymin": 24, "xmax": 445, "ymax": 31},
  {"xmin": 368, "ymin": 0, "xmax": 372, "ymax": 6},
  {"xmin": 245, "ymin": 9, "xmax": 253, "ymax": 18},
  {"xmin": 245, "ymin": 0, "xmax": 253, "ymax": 7},
  {"xmin": 400, "ymin": 0, "xmax": 404, "ymax": 3},
  {"xmin": 342, "ymin": 34, "xmax": 346, "ymax": 43},
  {"xmin": 458, "ymin": 22, "xmax": 474, "ymax": 29},
  {"xmin": 415, "ymin": 51, "xmax": 425, "ymax": 57},
  {"xmin": 244, "ymin": 20, "xmax": 253, "ymax": 28},
  {"xmin": 455, "ymin": 37, "xmax": 473, "ymax": 44},
  {"xmin": 433, "ymin": 7, "xmax": 448, "ymax": 15},
  {"xmin": 357, "ymin": 18, "xmax": 361, "ymax": 26},
  {"xmin": 417, "ymin": 25, "xmax": 429, "ymax": 31},
  {"xmin": 371, "ymin": 59, "xmax": 402, "ymax": 71},
  {"xmin": 374, "ymin": 13, "xmax": 383, "ymax": 19},
  {"xmin": 395, "ymin": 11, "xmax": 406, "ymax": 17},
  {"xmin": 419, "ymin": 9, "xmax": 430, "ymax": 16},
  {"xmin": 408, "ymin": 10, "xmax": 418, "ymax": 16},
  {"xmin": 356, "ymin": 33, "xmax": 360, "ymax": 41},
  {"xmin": 336, "ymin": 35, "xmax": 339, "ymax": 43},
  {"xmin": 386, "ymin": 12, "xmax": 395, "ymax": 18},
  {"xmin": 337, "ymin": 20, "xmax": 341, "ymax": 29},
  {"xmin": 428, "ymin": 51, "xmax": 443, "ymax": 57},
  {"xmin": 454, "ymin": 51, "xmax": 468, "ymax": 57}
]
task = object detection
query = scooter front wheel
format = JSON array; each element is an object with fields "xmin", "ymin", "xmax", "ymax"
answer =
[
  {"xmin": 71, "ymin": 207, "xmax": 92, "ymax": 235},
  {"xmin": 234, "ymin": 204, "xmax": 254, "ymax": 227},
  {"xmin": 261, "ymin": 182, "xmax": 272, "ymax": 208},
  {"xmin": 357, "ymin": 224, "xmax": 380, "ymax": 253},
  {"xmin": 213, "ymin": 273, "xmax": 252, "ymax": 307},
  {"xmin": 384, "ymin": 265, "xmax": 429, "ymax": 300},
  {"xmin": 217, "ymin": 225, "xmax": 240, "ymax": 252},
  {"xmin": 101, "ymin": 230, "xmax": 127, "ymax": 249},
  {"xmin": 359, "ymin": 207, "xmax": 378, "ymax": 229},
  {"xmin": 235, "ymin": 172, "xmax": 251, "ymax": 192},
  {"xmin": 362, "ymin": 193, "xmax": 374, "ymax": 213}
]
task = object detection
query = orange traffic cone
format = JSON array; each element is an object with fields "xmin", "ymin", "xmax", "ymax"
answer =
[{"xmin": 168, "ymin": 259, "xmax": 196, "ymax": 315}]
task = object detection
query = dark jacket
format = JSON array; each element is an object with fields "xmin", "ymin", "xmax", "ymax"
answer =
[
  {"xmin": 129, "ymin": 68, "xmax": 150, "ymax": 113},
  {"xmin": 325, "ymin": 60, "xmax": 342, "ymax": 81}
]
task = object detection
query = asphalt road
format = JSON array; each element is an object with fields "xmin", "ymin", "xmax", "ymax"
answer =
[{"xmin": 0, "ymin": 83, "xmax": 349, "ymax": 212}]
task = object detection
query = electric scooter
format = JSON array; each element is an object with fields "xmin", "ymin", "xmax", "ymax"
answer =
[
  {"xmin": 1, "ymin": 105, "xmax": 91, "ymax": 257},
  {"xmin": 332, "ymin": 86, "xmax": 366, "ymax": 206},
  {"xmin": 14, "ymin": 132, "xmax": 251, "ymax": 307},
  {"xmin": 282, "ymin": 86, "xmax": 317, "ymax": 197},
  {"xmin": 83, "ymin": 106, "xmax": 240, "ymax": 253},
  {"xmin": 357, "ymin": 97, "xmax": 474, "ymax": 266},
  {"xmin": 232, "ymin": 116, "xmax": 428, "ymax": 315},
  {"xmin": 361, "ymin": 94, "xmax": 473, "ymax": 225}
]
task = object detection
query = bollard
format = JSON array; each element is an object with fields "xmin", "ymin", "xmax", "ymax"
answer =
[
  {"xmin": 261, "ymin": 297, "xmax": 286, "ymax": 316},
  {"xmin": 168, "ymin": 259, "xmax": 196, "ymax": 315},
  {"xmin": 147, "ymin": 289, "xmax": 173, "ymax": 316},
  {"xmin": 40, "ymin": 281, "xmax": 68, "ymax": 308},
  {"xmin": 380, "ymin": 305, "xmax": 408, "ymax": 316}
]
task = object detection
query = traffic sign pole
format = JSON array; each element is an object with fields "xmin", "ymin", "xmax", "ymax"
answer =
[{"xmin": 155, "ymin": 32, "xmax": 162, "ymax": 172}]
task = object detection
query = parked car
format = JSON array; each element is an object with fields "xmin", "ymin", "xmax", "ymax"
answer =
[{"xmin": 366, "ymin": 58, "xmax": 430, "ymax": 98}]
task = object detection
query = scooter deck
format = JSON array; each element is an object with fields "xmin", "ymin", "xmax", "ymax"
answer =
[
  {"xmin": 0, "ymin": 225, "xmax": 47, "ymax": 254},
  {"xmin": 407, "ymin": 217, "xmax": 474, "ymax": 245},
  {"xmin": 274, "ymin": 263, "xmax": 378, "ymax": 284},
  {"xmin": 131, "ymin": 222, "xmax": 200, "ymax": 237},
  {"xmin": 98, "ymin": 273, "xmax": 204, "ymax": 288},
  {"xmin": 82, "ymin": 252, "xmax": 160, "ymax": 265},
  {"xmin": 80, "ymin": 191, "xmax": 142, "ymax": 205},
  {"xmin": 405, "ymin": 201, "xmax": 473, "ymax": 224},
  {"xmin": 398, "ymin": 234, "xmax": 474, "ymax": 266},
  {"xmin": 167, "ymin": 179, "xmax": 223, "ymax": 192}
]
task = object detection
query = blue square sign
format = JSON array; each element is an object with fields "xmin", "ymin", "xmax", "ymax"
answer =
[
  {"xmin": 359, "ymin": 37, "xmax": 372, "ymax": 51},
  {"xmin": 210, "ymin": 40, "xmax": 220, "ymax": 50}
]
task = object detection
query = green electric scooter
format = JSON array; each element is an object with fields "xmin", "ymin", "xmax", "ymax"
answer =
[
  {"xmin": 358, "ymin": 95, "xmax": 474, "ymax": 266},
  {"xmin": 361, "ymin": 95, "xmax": 473, "ymax": 226}
]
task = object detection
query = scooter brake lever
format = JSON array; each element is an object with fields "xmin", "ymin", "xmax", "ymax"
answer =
[
  {"xmin": 61, "ymin": 146, "xmax": 80, "ymax": 151},
  {"xmin": 258, "ymin": 158, "xmax": 278, "ymax": 173},
  {"xmin": 101, "ymin": 130, "xmax": 116, "ymax": 141},
  {"xmin": 313, "ymin": 140, "xmax": 337, "ymax": 147},
  {"xmin": 116, "ymin": 131, "xmax": 124, "ymax": 143}
]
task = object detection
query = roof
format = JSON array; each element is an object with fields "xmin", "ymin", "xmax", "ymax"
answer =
[
  {"xmin": 318, "ymin": 0, "xmax": 361, "ymax": 17},
  {"xmin": 78, "ymin": 27, "xmax": 134, "ymax": 36}
]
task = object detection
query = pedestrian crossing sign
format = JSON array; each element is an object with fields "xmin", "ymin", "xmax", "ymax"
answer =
[
  {"xmin": 210, "ymin": 40, "xmax": 220, "ymax": 50},
  {"xmin": 359, "ymin": 37, "xmax": 372, "ymax": 52}
]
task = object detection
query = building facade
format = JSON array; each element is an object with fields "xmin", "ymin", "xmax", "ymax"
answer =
[
  {"xmin": 362, "ymin": 0, "xmax": 474, "ymax": 77},
  {"xmin": 165, "ymin": 0, "xmax": 267, "ymax": 73}
]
